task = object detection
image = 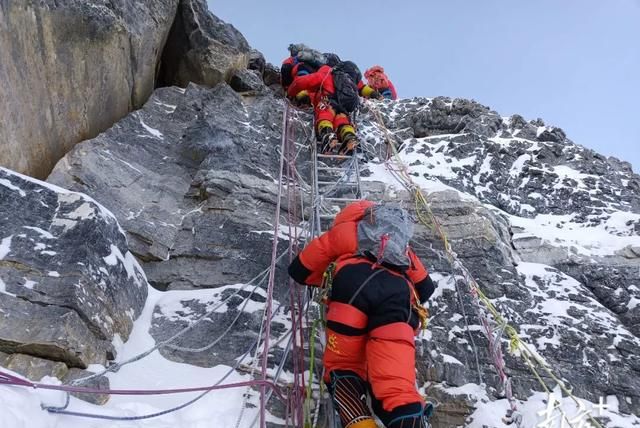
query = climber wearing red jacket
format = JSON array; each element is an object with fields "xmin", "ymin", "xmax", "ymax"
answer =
[
  {"xmin": 287, "ymin": 61, "xmax": 374, "ymax": 155},
  {"xmin": 288, "ymin": 200, "xmax": 436, "ymax": 428},
  {"xmin": 364, "ymin": 66, "xmax": 398, "ymax": 100}
]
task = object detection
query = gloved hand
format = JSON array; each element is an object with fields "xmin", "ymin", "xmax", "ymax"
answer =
[
  {"xmin": 295, "ymin": 90, "xmax": 311, "ymax": 106},
  {"xmin": 370, "ymin": 90, "xmax": 383, "ymax": 100}
]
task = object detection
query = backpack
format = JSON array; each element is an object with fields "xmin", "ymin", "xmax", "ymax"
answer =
[
  {"xmin": 357, "ymin": 204, "xmax": 414, "ymax": 267},
  {"xmin": 331, "ymin": 61, "xmax": 361, "ymax": 113},
  {"xmin": 364, "ymin": 66, "xmax": 391, "ymax": 90},
  {"xmin": 324, "ymin": 52, "xmax": 342, "ymax": 67},
  {"xmin": 295, "ymin": 47, "xmax": 327, "ymax": 70}
]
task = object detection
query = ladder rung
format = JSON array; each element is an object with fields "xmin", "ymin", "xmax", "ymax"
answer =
[
  {"xmin": 322, "ymin": 197, "xmax": 361, "ymax": 202},
  {"xmin": 317, "ymin": 181, "xmax": 358, "ymax": 186},
  {"xmin": 317, "ymin": 154, "xmax": 351, "ymax": 160},
  {"xmin": 317, "ymin": 166, "xmax": 350, "ymax": 171}
]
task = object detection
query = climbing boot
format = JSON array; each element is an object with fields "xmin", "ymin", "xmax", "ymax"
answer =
[
  {"xmin": 319, "ymin": 128, "xmax": 340, "ymax": 154},
  {"xmin": 338, "ymin": 132, "xmax": 358, "ymax": 155},
  {"xmin": 379, "ymin": 402, "xmax": 434, "ymax": 428},
  {"xmin": 327, "ymin": 370, "xmax": 374, "ymax": 428}
]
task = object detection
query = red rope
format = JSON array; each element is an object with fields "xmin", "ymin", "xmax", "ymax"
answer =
[{"xmin": 0, "ymin": 370, "xmax": 286, "ymax": 401}]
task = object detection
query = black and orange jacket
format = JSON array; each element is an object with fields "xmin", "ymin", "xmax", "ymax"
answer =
[{"xmin": 288, "ymin": 200, "xmax": 436, "ymax": 303}]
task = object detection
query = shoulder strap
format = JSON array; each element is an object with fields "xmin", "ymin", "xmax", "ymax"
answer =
[{"xmin": 347, "ymin": 268, "xmax": 385, "ymax": 305}]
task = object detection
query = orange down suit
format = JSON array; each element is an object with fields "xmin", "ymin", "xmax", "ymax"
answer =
[{"xmin": 288, "ymin": 201, "xmax": 436, "ymax": 416}]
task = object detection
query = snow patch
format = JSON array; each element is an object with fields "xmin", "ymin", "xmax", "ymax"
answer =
[
  {"xmin": 510, "ymin": 211, "xmax": 640, "ymax": 257},
  {"xmin": 0, "ymin": 178, "xmax": 26, "ymax": 196},
  {"xmin": 139, "ymin": 118, "xmax": 164, "ymax": 139},
  {"xmin": 23, "ymin": 226, "xmax": 55, "ymax": 239},
  {"xmin": 0, "ymin": 235, "xmax": 12, "ymax": 259},
  {"xmin": 103, "ymin": 245, "xmax": 146, "ymax": 288}
]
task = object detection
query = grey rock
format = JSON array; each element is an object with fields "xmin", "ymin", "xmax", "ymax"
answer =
[
  {"xmin": 411, "ymin": 97, "xmax": 503, "ymax": 138},
  {"xmin": 0, "ymin": 352, "xmax": 109, "ymax": 404},
  {"xmin": 0, "ymin": 168, "xmax": 148, "ymax": 367},
  {"xmin": 158, "ymin": 0, "xmax": 249, "ymax": 88},
  {"xmin": 263, "ymin": 63, "xmax": 284, "ymax": 94},
  {"xmin": 537, "ymin": 126, "xmax": 567, "ymax": 143},
  {"xmin": 63, "ymin": 368, "xmax": 110, "ymax": 405},
  {"xmin": 0, "ymin": 0, "xmax": 179, "ymax": 178},
  {"xmin": 229, "ymin": 69, "xmax": 266, "ymax": 93},
  {"xmin": 248, "ymin": 49, "xmax": 266, "ymax": 75},
  {"xmin": 0, "ymin": 293, "xmax": 109, "ymax": 368},
  {"xmin": 49, "ymin": 83, "xmax": 303, "ymax": 302},
  {"xmin": 0, "ymin": 352, "xmax": 68, "ymax": 381}
]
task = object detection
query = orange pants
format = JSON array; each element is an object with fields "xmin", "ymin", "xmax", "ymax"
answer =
[
  {"xmin": 322, "ymin": 302, "xmax": 424, "ymax": 412},
  {"xmin": 314, "ymin": 100, "xmax": 353, "ymax": 136}
]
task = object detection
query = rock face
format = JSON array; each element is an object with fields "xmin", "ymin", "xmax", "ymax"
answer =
[
  {"xmin": 0, "ymin": 0, "xmax": 179, "ymax": 178},
  {"xmin": 0, "ymin": 168, "xmax": 148, "ymax": 369},
  {"xmin": 158, "ymin": 0, "xmax": 250, "ymax": 88},
  {"xmin": 48, "ymin": 82, "xmax": 301, "ymax": 300}
]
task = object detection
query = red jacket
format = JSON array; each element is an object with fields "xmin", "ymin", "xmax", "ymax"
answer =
[
  {"xmin": 287, "ymin": 66, "xmax": 369, "ymax": 107},
  {"xmin": 290, "ymin": 200, "xmax": 434, "ymax": 302},
  {"xmin": 287, "ymin": 65, "xmax": 334, "ymax": 105}
]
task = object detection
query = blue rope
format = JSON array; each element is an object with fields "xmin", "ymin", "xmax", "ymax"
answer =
[
  {"xmin": 44, "ymin": 300, "xmax": 288, "ymax": 421},
  {"xmin": 47, "ymin": 389, "xmax": 212, "ymax": 421}
]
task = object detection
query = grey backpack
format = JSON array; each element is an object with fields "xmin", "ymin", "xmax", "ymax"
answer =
[
  {"xmin": 357, "ymin": 204, "xmax": 414, "ymax": 267},
  {"xmin": 289, "ymin": 43, "xmax": 327, "ymax": 69}
]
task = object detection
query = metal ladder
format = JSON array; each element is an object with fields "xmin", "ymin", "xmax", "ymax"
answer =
[{"xmin": 310, "ymin": 145, "xmax": 363, "ymax": 234}]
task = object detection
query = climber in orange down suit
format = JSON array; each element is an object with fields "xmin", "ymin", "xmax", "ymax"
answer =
[{"xmin": 288, "ymin": 200, "xmax": 437, "ymax": 428}]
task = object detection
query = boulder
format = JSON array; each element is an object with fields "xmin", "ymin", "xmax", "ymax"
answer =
[
  {"xmin": 0, "ymin": 168, "xmax": 148, "ymax": 368},
  {"xmin": 158, "ymin": 0, "xmax": 250, "ymax": 88},
  {"xmin": 0, "ymin": 0, "xmax": 179, "ymax": 178}
]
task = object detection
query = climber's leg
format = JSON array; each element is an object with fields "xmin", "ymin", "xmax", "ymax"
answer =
[
  {"xmin": 366, "ymin": 322, "xmax": 427, "ymax": 427},
  {"xmin": 322, "ymin": 301, "xmax": 373, "ymax": 426}
]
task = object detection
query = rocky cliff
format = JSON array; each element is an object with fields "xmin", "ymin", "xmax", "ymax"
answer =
[
  {"xmin": 0, "ymin": 0, "xmax": 250, "ymax": 179},
  {"xmin": 0, "ymin": 2, "xmax": 639, "ymax": 427}
]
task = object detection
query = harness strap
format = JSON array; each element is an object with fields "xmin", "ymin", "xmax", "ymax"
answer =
[{"xmin": 347, "ymin": 269, "xmax": 385, "ymax": 305}]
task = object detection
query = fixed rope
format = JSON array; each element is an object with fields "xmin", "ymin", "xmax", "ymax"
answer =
[{"xmin": 365, "ymin": 100, "xmax": 603, "ymax": 428}]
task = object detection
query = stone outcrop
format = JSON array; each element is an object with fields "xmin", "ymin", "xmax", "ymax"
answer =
[
  {"xmin": 158, "ymin": 0, "xmax": 250, "ymax": 88},
  {"xmin": 48, "ymin": 82, "xmax": 299, "ymax": 299},
  {"xmin": 0, "ymin": 0, "xmax": 179, "ymax": 178},
  {"xmin": 0, "ymin": 168, "xmax": 148, "ymax": 369},
  {"xmin": 0, "ymin": 0, "xmax": 262, "ymax": 180}
]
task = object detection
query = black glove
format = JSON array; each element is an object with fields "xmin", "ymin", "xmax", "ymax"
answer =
[{"xmin": 370, "ymin": 90, "xmax": 383, "ymax": 100}]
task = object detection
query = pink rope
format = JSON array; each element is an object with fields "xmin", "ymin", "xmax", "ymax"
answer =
[
  {"xmin": 0, "ymin": 370, "xmax": 285, "ymax": 401},
  {"xmin": 260, "ymin": 103, "xmax": 290, "ymax": 427}
]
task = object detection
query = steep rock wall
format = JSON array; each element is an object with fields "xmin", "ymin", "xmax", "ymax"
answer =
[{"xmin": 0, "ymin": 0, "xmax": 179, "ymax": 178}]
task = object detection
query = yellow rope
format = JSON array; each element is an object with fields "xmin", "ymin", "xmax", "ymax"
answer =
[{"xmin": 366, "ymin": 101, "xmax": 603, "ymax": 428}]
